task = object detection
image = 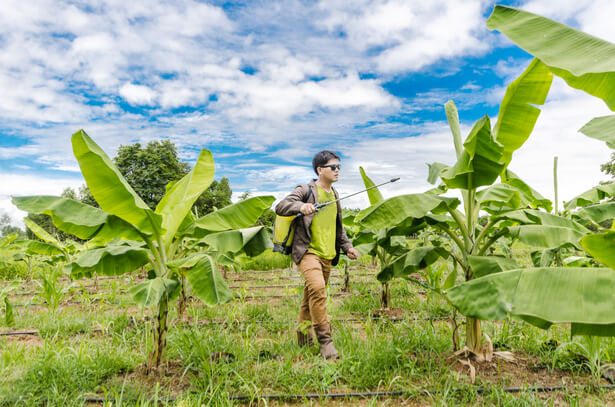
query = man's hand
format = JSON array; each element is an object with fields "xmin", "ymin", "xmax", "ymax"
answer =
[
  {"xmin": 300, "ymin": 203, "xmax": 317, "ymax": 215},
  {"xmin": 346, "ymin": 248, "xmax": 359, "ymax": 260}
]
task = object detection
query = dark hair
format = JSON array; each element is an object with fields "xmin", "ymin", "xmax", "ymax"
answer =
[{"xmin": 312, "ymin": 150, "xmax": 340, "ymax": 175}]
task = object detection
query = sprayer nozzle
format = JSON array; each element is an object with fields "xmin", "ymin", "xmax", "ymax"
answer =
[{"xmin": 391, "ymin": 177, "xmax": 401, "ymax": 182}]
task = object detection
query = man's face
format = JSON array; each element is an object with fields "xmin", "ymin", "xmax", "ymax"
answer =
[{"xmin": 318, "ymin": 158, "xmax": 340, "ymax": 183}]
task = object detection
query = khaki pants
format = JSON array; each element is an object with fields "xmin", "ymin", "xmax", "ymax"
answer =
[{"xmin": 298, "ymin": 253, "xmax": 332, "ymax": 327}]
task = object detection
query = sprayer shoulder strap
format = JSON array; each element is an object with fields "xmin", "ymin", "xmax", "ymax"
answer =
[
  {"xmin": 280, "ymin": 184, "xmax": 312, "ymax": 245},
  {"xmin": 305, "ymin": 183, "xmax": 315, "ymax": 204},
  {"xmin": 294, "ymin": 183, "xmax": 313, "ymax": 218}
]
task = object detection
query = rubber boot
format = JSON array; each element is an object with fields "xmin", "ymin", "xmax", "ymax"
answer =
[
  {"xmin": 297, "ymin": 329, "xmax": 314, "ymax": 347},
  {"xmin": 314, "ymin": 322, "xmax": 339, "ymax": 360}
]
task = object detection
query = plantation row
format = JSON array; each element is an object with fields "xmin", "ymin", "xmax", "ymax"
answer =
[{"xmin": 2, "ymin": 4, "xmax": 615, "ymax": 404}]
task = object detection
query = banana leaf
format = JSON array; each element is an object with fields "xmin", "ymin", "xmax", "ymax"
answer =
[
  {"xmin": 167, "ymin": 253, "xmax": 233, "ymax": 306},
  {"xmin": 530, "ymin": 250, "xmax": 556, "ymax": 267},
  {"xmin": 12, "ymin": 196, "xmax": 107, "ymax": 239},
  {"xmin": 190, "ymin": 196, "xmax": 275, "ymax": 235},
  {"xmin": 448, "ymin": 267, "xmax": 615, "ymax": 335},
  {"xmin": 487, "ymin": 5, "xmax": 615, "ymax": 111},
  {"xmin": 468, "ymin": 255, "xmax": 518, "ymax": 278},
  {"xmin": 564, "ymin": 184, "xmax": 615, "ymax": 210},
  {"xmin": 507, "ymin": 225, "xmax": 585, "ymax": 250},
  {"xmin": 156, "ymin": 149, "xmax": 215, "ymax": 247},
  {"xmin": 356, "ymin": 193, "xmax": 460, "ymax": 230},
  {"xmin": 440, "ymin": 116, "xmax": 506, "ymax": 190},
  {"xmin": 201, "ymin": 226, "xmax": 272, "ymax": 257},
  {"xmin": 130, "ymin": 278, "xmax": 179, "ymax": 307},
  {"xmin": 24, "ymin": 218, "xmax": 59, "ymax": 246},
  {"xmin": 579, "ymin": 115, "xmax": 615, "ymax": 149},
  {"xmin": 0, "ymin": 234, "xmax": 18, "ymax": 249},
  {"xmin": 580, "ymin": 231, "xmax": 615, "ymax": 269},
  {"xmin": 71, "ymin": 129, "xmax": 164, "ymax": 238},
  {"xmin": 68, "ymin": 242, "xmax": 150, "ymax": 278},
  {"xmin": 359, "ymin": 166, "xmax": 384, "ymax": 205},
  {"xmin": 25, "ymin": 241, "xmax": 64, "ymax": 257},
  {"xmin": 444, "ymin": 100, "xmax": 463, "ymax": 158},
  {"xmin": 501, "ymin": 169, "xmax": 552, "ymax": 212},
  {"xmin": 476, "ymin": 184, "xmax": 523, "ymax": 214},
  {"xmin": 493, "ymin": 58, "xmax": 553, "ymax": 164},
  {"xmin": 377, "ymin": 246, "xmax": 449, "ymax": 282},
  {"xmin": 573, "ymin": 202, "xmax": 615, "ymax": 224}
]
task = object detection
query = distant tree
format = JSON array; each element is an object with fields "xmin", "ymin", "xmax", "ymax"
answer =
[
  {"xmin": 600, "ymin": 152, "xmax": 615, "ymax": 182},
  {"xmin": 0, "ymin": 213, "xmax": 24, "ymax": 238},
  {"xmin": 61, "ymin": 187, "xmax": 77, "ymax": 200},
  {"xmin": 113, "ymin": 140, "xmax": 191, "ymax": 209},
  {"xmin": 193, "ymin": 177, "xmax": 232, "ymax": 217},
  {"xmin": 78, "ymin": 185, "xmax": 99, "ymax": 208}
]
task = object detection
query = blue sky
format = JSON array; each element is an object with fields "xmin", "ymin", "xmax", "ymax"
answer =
[{"xmin": 1, "ymin": 0, "xmax": 614, "ymax": 225}]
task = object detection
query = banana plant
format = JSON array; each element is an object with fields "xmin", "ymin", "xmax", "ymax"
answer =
[
  {"xmin": 349, "ymin": 166, "xmax": 434, "ymax": 309},
  {"xmin": 0, "ymin": 281, "xmax": 18, "ymax": 327},
  {"xmin": 22, "ymin": 218, "xmax": 81, "ymax": 265},
  {"xmin": 356, "ymin": 57, "xmax": 555, "ymax": 356},
  {"xmin": 437, "ymin": 5, "xmax": 615, "ymax": 352},
  {"xmin": 0, "ymin": 233, "xmax": 18, "ymax": 249},
  {"xmin": 12, "ymin": 130, "xmax": 275, "ymax": 372}
]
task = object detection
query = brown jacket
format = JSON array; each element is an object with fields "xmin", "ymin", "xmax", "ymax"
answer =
[{"xmin": 275, "ymin": 179, "xmax": 353, "ymax": 266}]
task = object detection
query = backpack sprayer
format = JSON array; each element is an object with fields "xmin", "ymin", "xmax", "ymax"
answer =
[{"xmin": 273, "ymin": 177, "xmax": 401, "ymax": 255}]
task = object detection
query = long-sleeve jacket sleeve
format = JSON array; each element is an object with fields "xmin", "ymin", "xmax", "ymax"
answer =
[
  {"xmin": 337, "ymin": 223, "xmax": 353, "ymax": 254},
  {"xmin": 275, "ymin": 185, "xmax": 309, "ymax": 216}
]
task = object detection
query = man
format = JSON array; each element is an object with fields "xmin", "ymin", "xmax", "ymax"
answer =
[{"xmin": 275, "ymin": 150, "xmax": 359, "ymax": 360}]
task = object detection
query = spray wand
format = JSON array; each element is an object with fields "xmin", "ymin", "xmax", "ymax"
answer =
[{"xmin": 296, "ymin": 177, "xmax": 400, "ymax": 218}]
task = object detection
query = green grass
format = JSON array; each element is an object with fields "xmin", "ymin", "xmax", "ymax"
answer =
[{"xmin": 0, "ymin": 254, "xmax": 613, "ymax": 405}]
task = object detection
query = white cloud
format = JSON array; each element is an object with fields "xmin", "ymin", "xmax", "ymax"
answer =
[
  {"xmin": 0, "ymin": 145, "xmax": 40, "ymax": 160},
  {"xmin": 319, "ymin": 0, "xmax": 491, "ymax": 73},
  {"xmin": 119, "ymin": 83, "xmax": 158, "ymax": 105}
]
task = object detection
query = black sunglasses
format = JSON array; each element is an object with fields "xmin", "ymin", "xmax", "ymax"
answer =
[{"xmin": 320, "ymin": 164, "xmax": 341, "ymax": 171}]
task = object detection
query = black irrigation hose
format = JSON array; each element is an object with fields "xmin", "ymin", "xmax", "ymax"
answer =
[
  {"xmin": 228, "ymin": 282, "xmax": 356, "ymax": 289},
  {"xmin": 28, "ymin": 384, "xmax": 612, "ymax": 404},
  {"xmin": 0, "ymin": 315, "xmax": 456, "ymax": 337},
  {"xmin": 10, "ymin": 286, "xmax": 430, "ymax": 309},
  {"xmin": 9, "ymin": 278, "xmax": 389, "ymax": 299},
  {"xmin": 227, "ymin": 291, "xmax": 362, "ymax": 300},
  {"xmin": 193, "ymin": 316, "xmax": 456, "ymax": 327},
  {"xmin": 0, "ymin": 328, "xmax": 104, "ymax": 337},
  {"xmin": 12, "ymin": 299, "xmax": 136, "ymax": 308},
  {"xmin": 9, "ymin": 291, "xmax": 353, "ymax": 308},
  {"xmin": 11, "ymin": 288, "xmax": 129, "ymax": 297},
  {"xmin": 227, "ymin": 385, "xmax": 615, "ymax": 401}
]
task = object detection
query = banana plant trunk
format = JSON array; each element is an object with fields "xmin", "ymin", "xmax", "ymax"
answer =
[
  {"xmin": 464, "ymin": 188, "xmax": 483, "ymax": 353},
  {"xmin": 381, "ymin": 282, "xmax": 391, "ymax": 309},
  {"xmin": 177, "ymin": 275, "xmax": 187, "ymax": 319},
  {"xmin": 466, "ymin": 317, "xmax": 482, "ymax": 354},
  {"xmin": 148, "ymin": 294, "xmax": 169, "ymax": 373}
]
